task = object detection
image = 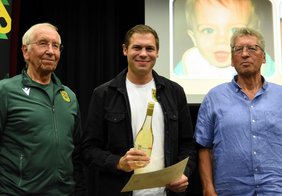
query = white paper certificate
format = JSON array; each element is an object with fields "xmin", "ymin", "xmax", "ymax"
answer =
[{"xmin": 121, "ymin": 157, "xmax": 189, "ymax": 192}]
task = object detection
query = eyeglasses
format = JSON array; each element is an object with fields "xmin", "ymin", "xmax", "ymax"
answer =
[
  {"xmin": 232, "ymin": 45, "xmax": 263, "ymax": 54},
  {"xmin": 28, "ymin": 40, "xmax": 63, "ymax": 52}
]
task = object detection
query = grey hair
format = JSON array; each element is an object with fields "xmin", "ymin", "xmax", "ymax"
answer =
[
  {"xmin": 22, "ymin": 23, "xmax": 61, "ymax": 46},
  {"xmin": 230, "ymin": 27, "xmax": 265, "ymax": 51}
]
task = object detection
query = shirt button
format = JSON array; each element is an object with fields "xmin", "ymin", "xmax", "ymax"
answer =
[
  {"xmin": 253, "ymin": 151, "xmax": 257, "ymax": 155},
  {"xmin": 253, "ymin": 135, "xmax": 256, "ymax": 138},
  {"xmin": 252, "ymin": 119, "xmax": 256, "ymax": 122}
]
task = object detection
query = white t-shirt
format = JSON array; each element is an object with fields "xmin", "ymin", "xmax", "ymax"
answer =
[{"xmin": 126, "ymin": 78, "xmax": 166, "ymax": 196}]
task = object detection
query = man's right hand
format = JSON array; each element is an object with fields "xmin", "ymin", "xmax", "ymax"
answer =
[{"xmin": 117, "ymin": 148, "xmax": 150, "ymax": 172}]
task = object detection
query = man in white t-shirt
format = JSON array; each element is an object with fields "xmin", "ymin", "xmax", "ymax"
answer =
[{"xmin": 82, "ymin": 24, "xmax": 197, "ymax": 196}]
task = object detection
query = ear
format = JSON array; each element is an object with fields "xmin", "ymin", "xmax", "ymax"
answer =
[
  {"xmin": 187, "ymin": 29, "xmax": 197, "ymax": 46},
  {"xmin": 21, "ymin": 45, "xmax": 29, "ymax": 60},
  {"xmin": 231, "ymin": 55, "xmax": 234, "ymax": 67},
  {"xmin": 262, "ymin": 51, "xmax": 266, "ymax": 64},
  {"xmin": 122, "ymin": 44, "xmax": 127, "ymax": 56}
]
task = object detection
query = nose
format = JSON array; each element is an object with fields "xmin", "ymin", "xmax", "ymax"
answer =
[
  {"xmin": 241, "ymin": 47, "xmax": 250, "ymax": 57},
  {"xmin": 139, "ymin": 48, "xmax": 147, "ymax": 56},
  {"xmin": 215, "ymin": 29, "xmax": 229, "ymax": 44},
  {"xmin": 45, "ymin": 44, "xmax": 56, "ymax": 53}
]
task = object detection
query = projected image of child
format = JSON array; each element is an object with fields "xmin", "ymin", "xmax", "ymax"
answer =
[{"xmin": 174, "ymin": 0, "xmax": 275, "ymax": 79}]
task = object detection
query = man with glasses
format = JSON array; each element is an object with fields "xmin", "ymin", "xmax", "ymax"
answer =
[
  {"xmin": 0, "ymin": 23, "xmax": 85, "ymax": 195},
  {"xmin": 194, "ymin": 27, "xmax": 282, "ymax": 195}
]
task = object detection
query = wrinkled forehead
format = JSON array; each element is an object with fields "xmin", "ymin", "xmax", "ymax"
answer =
[
  {"xmin": 31, "ymin": 26, "xmax": 61, "ymax": 43},
  {"xmin": 234, "ymin": 35, "xmax": 259, "ymax": 45}
]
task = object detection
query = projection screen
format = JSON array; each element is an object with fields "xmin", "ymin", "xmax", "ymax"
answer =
[{"xmin": 145, "ymin": 0, "xmax": 282, "ymax": 103}]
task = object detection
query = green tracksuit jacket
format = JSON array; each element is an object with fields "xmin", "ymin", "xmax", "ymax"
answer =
[{"xmin": 0, "ymin": 69, "xmax": 84, "ymax": 195}]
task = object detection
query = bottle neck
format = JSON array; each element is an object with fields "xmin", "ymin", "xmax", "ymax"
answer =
[{"xmin": 147, "ymin": 108, "xmax": 153, "ymax": 116}]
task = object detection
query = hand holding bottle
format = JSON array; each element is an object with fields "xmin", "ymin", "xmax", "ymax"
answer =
[
  {"xmin": 117, "ymin": 102, "xmax": 155, "ymax": 173},
  {"xmin": 117, "ymin": 148, "xmax": 150, "ymax": 172}
]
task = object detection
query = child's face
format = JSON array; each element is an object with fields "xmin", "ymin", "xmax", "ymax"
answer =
[{"xmin": 188, "ymin": 0, "xmax": 252, "ymax": 68}]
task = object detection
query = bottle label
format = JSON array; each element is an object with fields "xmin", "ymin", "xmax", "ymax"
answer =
[{"xmin": 135, "ymin": 144, "xmax": 152, "ymax": 157}]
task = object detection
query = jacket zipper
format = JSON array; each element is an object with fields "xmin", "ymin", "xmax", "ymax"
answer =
[{"xmin": 18, "ymin": 154, "xmax": 24, "ymax": 186}]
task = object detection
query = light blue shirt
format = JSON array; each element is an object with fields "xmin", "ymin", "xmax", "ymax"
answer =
[{"xmin": 195, "ymin": 76, "xmax": 282, "ymax": 196}]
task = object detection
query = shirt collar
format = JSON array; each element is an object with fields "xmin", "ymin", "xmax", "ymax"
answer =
[{"xmin": 230, "ymin": 75, "xmax": 268, "ymax": 93}]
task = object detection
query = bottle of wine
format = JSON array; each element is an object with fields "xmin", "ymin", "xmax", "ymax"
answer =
[{"xmin": 134, "ymin": 101, "xmax": 154, "ymax": 158}]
